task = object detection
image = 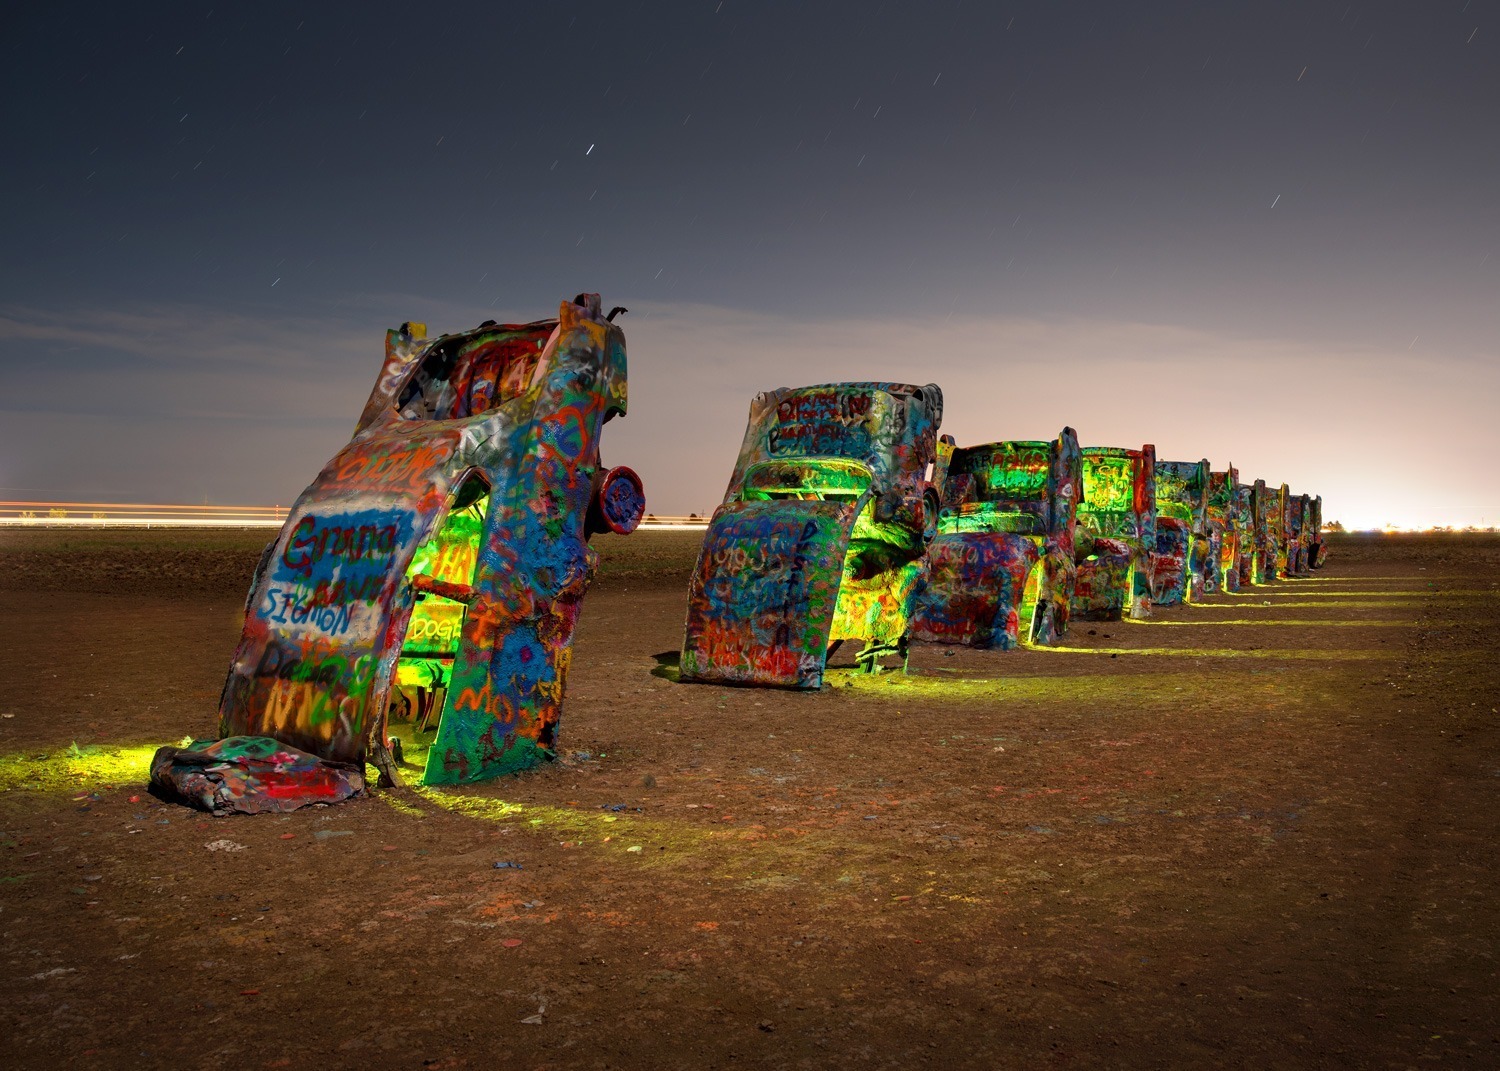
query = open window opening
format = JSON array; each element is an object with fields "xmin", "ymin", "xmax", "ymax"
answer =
[
  {"xmin": 833, "ymin": 515, "xmax": 928, "ymax": 674},
  {"xmin": 384, "ymin": 473, "xmax": 490, "ymax": 776},
  {"xmin": 395, "ymin": 323, "xmax": 556, "ymax": 422},
  {"xmin": 1078, "ymin": 455, "xmax": 1136, "ymax": 538},
  {"xmin": 741, "ymin": 458, "xmax": 872, "ymax": 503}
]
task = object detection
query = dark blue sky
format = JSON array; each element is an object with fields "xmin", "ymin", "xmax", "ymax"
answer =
[{"xmin": 3, "ymin": 1, "xmax": 1496, "ymax": 527}]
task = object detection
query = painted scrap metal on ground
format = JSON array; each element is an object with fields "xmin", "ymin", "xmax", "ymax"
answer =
[{"xmin": 150, "ymin": 736, "xmax": 364, "ymax": 815}]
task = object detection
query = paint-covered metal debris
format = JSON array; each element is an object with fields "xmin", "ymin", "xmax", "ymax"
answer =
[
  {"xmin": 1071, "ymin": 445, "xmax": 1156, "ymax": 621},
  {"xmin": 910, "ymin": 428, "xmax": 1081, "ymax": 649},
  {"xmin": 680, "ymin": 382, "xmax": 942, "ymax": 688},
  {"xmin": 217, "ymin": 294, "xmax": 642, "ymax": 786},
  {"xmin": 1152, "ymin": 459, "xmax": 1211, "ymax": 605},
  {"xmin": 150, "ymin": 736, "xmax": 365, "ymax": 815}
]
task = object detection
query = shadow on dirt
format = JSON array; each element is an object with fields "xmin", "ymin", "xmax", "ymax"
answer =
[{"xmin": 650, "ymin": 651, "xmax": 681, "ymax": 683}]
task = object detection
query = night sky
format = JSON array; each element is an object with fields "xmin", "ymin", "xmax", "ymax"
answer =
[{"xmin": 3, "ymin": 1, "xmax": 1496, "ymax": 529}]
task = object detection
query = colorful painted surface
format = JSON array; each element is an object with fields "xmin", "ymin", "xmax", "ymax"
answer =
[
  {"xmin": 1152, "ymin": 459, "xmax": 1210, "ymax": 606},
  {"xmin": 1251, "ymin": 479, "xmax": 1280, "ymax": 584},
  {"xmin": 681, "ymin": 382, "xmax": 942, "ymax": 688},
  {"xmin": 219, "ymin": 295, "xmax": 638, "ymax": 784},
  {"xmin": 1234, "ymin": 482, "xmax": 1256, "ymax": 587},
  {"xmin": 1307, "ymin": 495, "xmax": 1327, "ymax": 569},
  {"xmin": 911, "ymin": 428, "xmax": 1080, "ymax": 650},
  {"xmin": 596, "ymin": 466, "xmax": 646, "ymax": 535},
  {"xmin": 1207, "ymin": 466, "xmax": 1242, "ymax": 593},
  {"xmin": 1072, "ymin": 444, "xmax": 1156, "ymax": 621},
  {"xmin": 1270, "ymin": 482, "xmax": 1294, "ymax": 579},
  {"xmin": 680, "ymin": 501, "xmax": 857, "ymax": 686},
  {"xmin": 1283, "ymin": 492, "xmax": 1314, "ymax": 577},
  {"xmin": 149, "ymin": 736, "xmax": 364, "ymax": 816}
]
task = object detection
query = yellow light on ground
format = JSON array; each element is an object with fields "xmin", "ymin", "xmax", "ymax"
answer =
[
  {"xmin": 0, "ymin": 744, "xmax": 159, "ymax": 795},
  {"xmin": 1123, "ymin": 619, "xmax": 1409, "ymax": 627},
  {"xmin": 1033, "ymin": 645, "xmax": 1393, "ymax": 660}
]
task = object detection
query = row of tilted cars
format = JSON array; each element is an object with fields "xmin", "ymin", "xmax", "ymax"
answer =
[
  {"xmin": 188, "ymin": 299, "xmax": 1324, "ymax": 795},
  {"xmin": 680, "ymin": 380, "xmax": 1324, "ymax": 690}
]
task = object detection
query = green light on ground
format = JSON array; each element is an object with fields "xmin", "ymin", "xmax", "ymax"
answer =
[{"xmin": 406, "ymin": 785, "xmax": 728, "ymax": 860}]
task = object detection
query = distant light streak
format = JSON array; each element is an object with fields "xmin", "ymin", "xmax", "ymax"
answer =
[
  {"xmin": 3, "ymin": 516, "xmax": 285, "ymax": 528},
  {"xmin": 0, "ymin": 500, "xmax": 708, "ymax": 530},
  {"xmin": 0, "ymin": 499, "xmax": 288, "ymax": 528}
]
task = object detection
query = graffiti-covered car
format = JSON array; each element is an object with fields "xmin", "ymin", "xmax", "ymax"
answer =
[
  {"xmin": 910, "ymin": 428, "xmax": 1081, "ymax": 650},
  {"xmin": 1152, "ymin": 459, "xmax": 1210, "ymax": 605},
  {"xmin": 1283, "ymin": 491, "xmax": 1313, "ymax": 578},
  {"xmin": 1251, "ymin": 479, "xmax": 1281, "ymax": 584},
  {"xmin": 1267, "ymin": 482, "xmax": 1295, "ymax": 580},
  {"xmin": 1233, "ymin": 480, "xmax": 1257, "ymax": 587},
  {"xmin": 1071, "ymin": 445, "xmax": 1156, "ymax": 621},
  {"xmin": 680, "ymin": 382, "xmax": 942, "ymax": 688},
  {"xmin": 1307, "ymin": 495, "xmax": 1327, "ymax": 569},
  {"xmin": 1206, "ymin": 465, "xmax": 1243, "ymax": 593},
  {"xmin": 218, "ymin": 294, "xmax": 643, "ymax": 786}
]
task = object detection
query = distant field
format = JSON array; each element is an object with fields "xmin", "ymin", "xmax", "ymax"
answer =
[{"xmin": 6, "ymin": 528, "xmax": 1488, "ymax": 599}]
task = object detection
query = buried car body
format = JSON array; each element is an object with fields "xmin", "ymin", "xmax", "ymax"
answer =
[
  {"xmin": 1071, "ymin": 445, "xmax": 1157, "ymax": 622},
  {"xmin": 218, "ymin": 295, "xmax": 643, "ymax": 786},
  {"xmin": 910, "ymin": 428, "xmax": 1081, "ymax": 650},
  {"xmin": 1206, "ymin": 465, "xmax": 1244, "ymax": 593},
  {"xmin": 1153, "ymin": 458, "xmax": 1211, "ymax": 606},
  {"xmin": 680, "ymin": 382, "xmax": 942, "ymax": 689}
]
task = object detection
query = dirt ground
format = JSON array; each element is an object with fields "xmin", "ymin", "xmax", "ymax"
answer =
[{"xmin": 0, "ymin": 529, "xmax": 1497, "ymax": 1070}]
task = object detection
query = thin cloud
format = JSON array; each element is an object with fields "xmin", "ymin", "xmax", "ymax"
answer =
[
  {"xmin": 0, "ymin": 298, "xmax": 1493, "ymax": 529},
  {"xmin": 0, "ymin": 304, "xmax": 371, "ymax": 371},
  {"xmin": 613, "ymin": 302, "xmax": 1499, "ymax": 528}
]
